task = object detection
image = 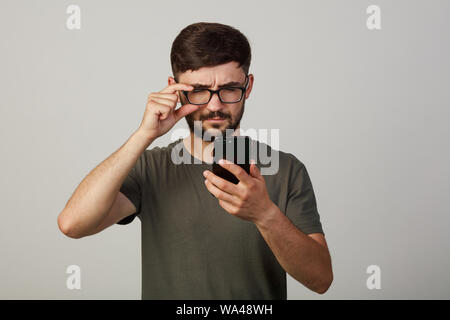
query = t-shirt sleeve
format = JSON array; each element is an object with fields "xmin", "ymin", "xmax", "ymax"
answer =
[
  {"xmin": 285, "ymin": 157, "xmax": 324, "ymax": 235},
  {"xmin": 117, "ymin": 152, "xmax": 145, "ymax": 225}
]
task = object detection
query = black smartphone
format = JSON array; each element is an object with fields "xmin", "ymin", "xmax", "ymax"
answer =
[{"xmin": 212, "ymin": 136, "xmax": 250, "ymax": 184}]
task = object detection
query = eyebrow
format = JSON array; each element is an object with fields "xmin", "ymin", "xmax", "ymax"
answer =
[{"xmin": 190, "ymin": 81, "xmax": 243, "ymax": 89}]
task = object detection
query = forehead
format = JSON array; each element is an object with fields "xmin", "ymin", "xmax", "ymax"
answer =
[{"xmin": 177, "ymin": 61, "xmax": 246, "ymax": 86}]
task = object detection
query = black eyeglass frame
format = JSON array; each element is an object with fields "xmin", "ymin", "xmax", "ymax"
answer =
[{"xmin": 178, "ymin": 75, "xmax": 249, "ymax": 105}]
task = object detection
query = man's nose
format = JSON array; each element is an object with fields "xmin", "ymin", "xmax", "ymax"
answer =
[{"xmin": 206, "ymin": 91, "xmax": 224, "ymax": 112}]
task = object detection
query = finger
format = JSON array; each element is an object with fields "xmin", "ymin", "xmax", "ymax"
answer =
[
  {"xmin": 173, "ymin": 104, "xmax": 199, "ymax": 120},
  {"xmin": 152, "ymin": 104, "xmax": 171, "ymax": 119},
  {"xmin": 203, "ymin": 170, "xmax": 240, "ymax": 196},
  {"xmin": 150, "ymin": 93, "xmax": 178, "ymax": 103},
  {"xmin": 149, "ymin": 96, "xmax": 176, "ymax": 108},
  {"xmin": 218, "ymin": 199, "xmax": 239, "ymax": 216},
  {"xmin": 204, "ymin": 179, "xmax": 241, "ymax": 206},
  {"xmin": 218, "ymin": 159, "xmax": 253, "ymax": 185},
  {"xmin": 160, "ymin": 83, "xmax": 194, "ymax": 94},
  {"xmin": 249, "ymin": 160, "xmax": 263, "ymax": 181}
]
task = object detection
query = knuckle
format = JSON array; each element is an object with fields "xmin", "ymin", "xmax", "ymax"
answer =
[
  {"xmin": 217, "ymin": 181, "xmax": 226, "ymax": 189},
  {"xmin": 230, "ymin": 207, "xmax": 239, "ymax": 215},
  {"xmin": 155, "ymin": 105, "xmax": 169, "ymax": 114},
  {"xmin": 235, "ymin": 167, "xmax": 244, "ymax": 176},
  {"xmin": 168, "ymin": 101, "xmax": 177, "ymax": 108}
]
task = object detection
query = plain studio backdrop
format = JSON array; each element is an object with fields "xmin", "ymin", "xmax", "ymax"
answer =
[{"xmin": 0, "ymin": 0, "xmax": 449, "ymax": 299}]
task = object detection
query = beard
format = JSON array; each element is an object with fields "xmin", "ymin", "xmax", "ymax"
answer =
[{"xmin": 185, "ymin": 99, "xmax": 245, "ymax": 141}]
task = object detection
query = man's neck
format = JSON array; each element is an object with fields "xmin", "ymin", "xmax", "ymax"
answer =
[{"xmin": 183, "ymin": 128, "xmax": 241, "ymax": 164}]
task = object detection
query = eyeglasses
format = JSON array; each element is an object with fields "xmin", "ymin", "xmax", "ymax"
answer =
[{"xmin": 178, "ymin": 75, "xmax": 249, "ymax": 105}]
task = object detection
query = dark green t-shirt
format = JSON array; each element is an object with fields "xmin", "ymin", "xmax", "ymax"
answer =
[{"xmin": 118, "ymin": 137, "xmax": 324, "ymax": 299}]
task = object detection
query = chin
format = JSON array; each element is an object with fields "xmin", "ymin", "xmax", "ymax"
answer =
[{"xmin": 202, "ymin": 126, "xmax": 223, "ymax": 140}]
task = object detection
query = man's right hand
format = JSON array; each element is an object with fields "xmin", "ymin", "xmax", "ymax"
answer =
[{"xmin": 137, "ymin": 83, "xmax": 199, "ymax": 141}]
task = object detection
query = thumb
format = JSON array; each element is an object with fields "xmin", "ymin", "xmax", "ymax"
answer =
[
  {"xmin": 249, "ymin": 160, "xmax": 263, "ymax": 180},
  {"xmin": 174, "ymin": 104, "xmax": 199, "ymax": 121}
]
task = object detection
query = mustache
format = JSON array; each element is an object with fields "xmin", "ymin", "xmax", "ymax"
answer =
[{"xmin": 199, "ymin": 111, "xmax": 230, "ymax": 121}]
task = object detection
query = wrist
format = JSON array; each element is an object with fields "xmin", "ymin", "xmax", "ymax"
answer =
[
  {"xmin": 254, "ymin": 202, "xmax": 281, "ymax": 230},
  {"xmin": 133, "ymin": 128, "xmax": 156, "ymax": 146}
]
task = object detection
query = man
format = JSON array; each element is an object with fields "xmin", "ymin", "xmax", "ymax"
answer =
[{"xmin": 57, "ymin": 22, "xmax": 333, "ymax": 299}]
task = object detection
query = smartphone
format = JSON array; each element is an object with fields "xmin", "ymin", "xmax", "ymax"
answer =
[{"xmin": 212, "ymin": 136, "xmax": 250, "ymax": 184}]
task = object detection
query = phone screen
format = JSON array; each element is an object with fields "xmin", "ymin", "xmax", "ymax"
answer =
[{"xmin": 212, "ymin": 136, "xmax": 250, "ymax": 184}]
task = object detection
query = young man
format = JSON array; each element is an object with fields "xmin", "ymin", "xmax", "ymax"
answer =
[{"xmin": 57, "ymin": 22, "xmax": 333, "ymax": 299}]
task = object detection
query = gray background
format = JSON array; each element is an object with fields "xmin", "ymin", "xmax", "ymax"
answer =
[{"xmin": 1, "ymin": 0, "xmax": 449, "ymax": 299}]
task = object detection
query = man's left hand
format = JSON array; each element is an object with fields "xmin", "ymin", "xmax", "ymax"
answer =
[{"xmin": 203, "ymin": 159, "xmax": 277, "ymax": 224}]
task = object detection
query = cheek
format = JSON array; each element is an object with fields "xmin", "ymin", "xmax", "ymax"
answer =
[
  {"xmin": 189, "ymin": 108, "xmax": 203, "ymax": 118},
  {"xmin": 230, "ymin": 106, "xmax": 243, "ymax": 118}
]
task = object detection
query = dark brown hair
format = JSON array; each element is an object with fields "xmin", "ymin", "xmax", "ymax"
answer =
[{"xmin": 170, "ymin": 22, "xmax": 251, "ymax": 80}]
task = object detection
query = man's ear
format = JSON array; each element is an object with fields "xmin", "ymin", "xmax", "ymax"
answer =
[
  {"xmin": 168, "ymin": 76, "xmax": 176, "ymax": 86},
  {"xmin": 244, "ymin": 74, "xmax": 254, "ymax": 99}
]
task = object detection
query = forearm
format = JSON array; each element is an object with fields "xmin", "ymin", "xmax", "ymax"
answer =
[
  {"xmin": 58, "ymin": 129, "xmax": 154, "ymax": 237},
  {"xmin": 254, "ymin": 205, "xmax": 333, "ymax": 294}
]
